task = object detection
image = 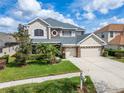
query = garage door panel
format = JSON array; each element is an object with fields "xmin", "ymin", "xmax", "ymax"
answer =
[
  {"xmin": 81, "ymin": 47, "xmax": 101, "ymax": 57},
  {"xmin": 65, "ymin": 48, "xmax": 76, "ymax": 58}
]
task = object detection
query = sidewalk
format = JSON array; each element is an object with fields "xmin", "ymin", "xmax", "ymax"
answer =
[{"xmin": 0, "ymin": 72, "xmax": 80, "ymax": 89}]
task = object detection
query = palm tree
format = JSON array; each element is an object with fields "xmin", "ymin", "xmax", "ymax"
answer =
[{"xmin": 36, "ymin": 43, "xmax": 58, "ymax": 64}]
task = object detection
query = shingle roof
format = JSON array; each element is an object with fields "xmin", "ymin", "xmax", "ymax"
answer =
[
  {"xmin": 76, "ymin": 34, "xmax": 90, "ymax": 42},
  {"xmin": 0, "ymin": 32, "xmax": 16, "ymax": 47},
  {"xmin": 32, "ymin": 34, "xmax": 90, "ymax": 45},
  {"xmin": 109, "ymin": 34, "xmax": 124, "ymax": 45},
  {"xmin": 44, "ymin": 18, "xmax": 84, "ymax": 31},
  {"xmin": 95, "ymin": 24, "xmax": 124, "ymax": 33}
]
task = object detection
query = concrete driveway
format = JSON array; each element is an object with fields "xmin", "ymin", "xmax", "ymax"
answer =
[{"xmin": 69, "ymin": 57, "xmax": 124, "ymax": 93}]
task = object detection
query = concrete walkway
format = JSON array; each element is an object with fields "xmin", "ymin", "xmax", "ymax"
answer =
[
  {"xmin": 0, "ymin": 72, "xmax": 80, "ymax": 89},
  {"xmin": 69, "ymin": 57, "xmax": 124, "ymax": 93}
]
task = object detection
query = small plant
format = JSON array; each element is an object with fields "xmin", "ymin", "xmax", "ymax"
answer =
[{"xmin": 102, "ymin": 51, "xmax": 108, "ymax": 57}]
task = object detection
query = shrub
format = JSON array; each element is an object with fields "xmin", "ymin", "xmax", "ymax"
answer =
[
  {"xmin": 28, "ymin": 54, "xmax": 47, "ymax": 60},
  {"xmin": 15, "ymin": 52, "xmax": 27, "ymax": 65},
  {"xmin": 102, "ymin": 51, "xmax": 108, "ymax": 57},
  {"xmin": 115, "ymin": 52, "xmax": 123, "ymax": 59},
  {"xmin": 0, "ymin": 55, "xmax": 9, "ymax": 64},
  {"xmin": 107, "ymin": 49, "xmax": 124, "ymax": 57}
]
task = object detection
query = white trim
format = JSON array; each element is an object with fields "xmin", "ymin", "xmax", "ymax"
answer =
[
  {"xmin": 78, "ymin": 33, "xmax": 107, "ymax": 45},
  {"xmin": 51, "ymin": 30, "xmax": 58, "ymax": 37},
  {"xmin": 28, "ymin": 17, "xmax": 51, "ymax": 26},
  {"xmin": 62, "ymin": 44, "xmax": 77, "ymax": 47}
]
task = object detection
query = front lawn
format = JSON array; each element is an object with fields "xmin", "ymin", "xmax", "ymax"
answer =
[
  {"xmin": 113, "ymin": 58, "xmax": 124, "ymax": 63},
  {"xmin": 109, "ymin": 56, "xmax": 124, "ymax": 63},
  {"xmin": 0, "ymin": 76, "xmax": 96, "ymax": 93},
  {"xmin": 0, "ymin": 59, "xmax": 79, "ymax": 82}
]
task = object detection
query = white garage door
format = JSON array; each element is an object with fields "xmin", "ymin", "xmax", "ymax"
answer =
[
  {"xmin": 65, "ymin": 48, "xmax": 76, "ymax": 58},
  {"xmin": 81, "ymin": 47, "xmax": 101, "ymax": 57}
]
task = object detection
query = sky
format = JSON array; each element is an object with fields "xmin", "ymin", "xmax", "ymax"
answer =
[{"xmin": 0, "ymin": 0, "xmax": 124, "ymax": 33}]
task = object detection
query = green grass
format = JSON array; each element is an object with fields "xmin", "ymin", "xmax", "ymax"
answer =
[
  {"xmin": 109, "ymin": 56, "xmax": 124, "ymax": 63},
  {"xmin": 114, "ymin": 58, "xmax": 124, "ymax": 63},
  {"xmin": 0, "ymin": 58, "xmax": 79, "ymax": 82},
  {"xmin": 0, "ymin": 76, "xmax": 96, "ymax": 93}
]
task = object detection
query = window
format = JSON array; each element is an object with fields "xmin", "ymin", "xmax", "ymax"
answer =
[
  {"xmin": 34, "ymin": 29, "xmax": 44, "ymax": 36},
  {"xmin": 0, "ymin": 48, "xmax": 2, "ymax": 53},
  {"xmin": 62, "ymin": 31, "xmax": 71, "ymax": 36},
  {"xmin": 51, "ymin": 30, "xmax": 58, "ymax": 36},
  {"xmin": 110, "ymin": 32, "xmax": 114, "ymax": 37},
  {"xmin": 101, "ymin": 34, "xmax": 104, "ymax": 38}
]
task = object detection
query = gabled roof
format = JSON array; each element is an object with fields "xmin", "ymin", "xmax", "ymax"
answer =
[
  {"xmin": 28, "ymin": 18, "xmax": 50, "ymax": 26},
  {"xmin": 28, "ymin": 17, "xmax": 84, "ymax": 31},
  {"xmin": 77, "ymin": 33, "xmax": 107, "ymax": 45},
  {"xmin": 109, "ymin": 35, "xmax": 124, "ymax": 45},
  {"xmin": 44, "ymin": 18, "xmax": 84, "ymax": 31},
  {"xmin": 95, "ymin": 24, "xmax": 124, "ymax": 33}
]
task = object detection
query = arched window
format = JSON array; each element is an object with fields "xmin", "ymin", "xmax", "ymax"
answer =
[{"xmin": 34, "ymin": 29, "xmax": 44, "ymax": 36}]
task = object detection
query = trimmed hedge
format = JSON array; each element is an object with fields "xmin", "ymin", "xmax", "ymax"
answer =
[
  {"xmin": 107, "ymin": 49, "xmax": 124, "ymax": 57},
  {"xmin": 27, "ymin": 54, "xmax": 47, "ymax": 60}
]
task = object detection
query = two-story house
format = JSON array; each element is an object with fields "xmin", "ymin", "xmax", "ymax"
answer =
[
  {"xmin": 95, "ymin": 24, "xmax": 124, "ymax": 50},
  {"xmin": 26, "ymin": 18, "xmax": 106, "ymax": 58}
]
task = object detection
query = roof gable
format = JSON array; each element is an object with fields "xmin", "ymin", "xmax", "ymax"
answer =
[
  {"xmin": 78, "ymin": 33, "xmax": 106, "ymax": 45},
  {"xmin": 28, "ymin": 18, "xmax": 50, "ymax": 26}
]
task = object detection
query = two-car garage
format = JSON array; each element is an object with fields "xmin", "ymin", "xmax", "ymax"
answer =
[
  {"xmin": 64, "ymin": 34, "xmax": 106, "ymax": 58},
  {"xmin": 81, "ymin": 47, "xmax": 101, "ymax": 57}
]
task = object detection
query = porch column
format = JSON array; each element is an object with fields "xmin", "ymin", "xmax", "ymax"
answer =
[
  {"xmin": 48, "ymin": 27, "xmax": 51, "ymax": 39},
  {"xmin": 76, "ymin": 47, "xmax": 81, "ymax": 57}
]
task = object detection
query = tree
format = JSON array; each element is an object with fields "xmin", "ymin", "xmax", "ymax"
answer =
[
  {"xmin": 36, "ymin": 44, "xmax": 59, "ymax": 64},
  {"xmin": 13, "ymin": 24, "xmax": 32, "ymax": 65}
]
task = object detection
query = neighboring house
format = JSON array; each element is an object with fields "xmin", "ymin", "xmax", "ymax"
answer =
[
  {"xmin": 0, "ymin": 32, "xmax": 18, "ymax": 57},
  {"xmin": 25, "ymin": 18, "xmax": 106, "ymax": 58},
  {"xmin": 95, "ymin": 24, "xmax": 124, "ymax": 50}
]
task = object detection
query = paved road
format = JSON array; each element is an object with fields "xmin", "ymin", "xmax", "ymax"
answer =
[
  {"xmin": 0, "ymin": 72, "xmax": 80, "ymax": 89},
  {"xmin": 69, "ymin": 57, "xmax": 124, "ymax": 93}
]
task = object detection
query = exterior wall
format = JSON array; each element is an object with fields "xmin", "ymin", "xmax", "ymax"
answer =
[
  {"xmin": 51, "ymin": 28, "xmax": 61, "ymax": 38},
  {"xmin": 60, "ymin": 30, "xmax": 76, "ymax": 37},
  {"xmin": 80, "ymin": 36, "xmax": 102, "ymax": 47},
  {"xmin": 28, "ymin": 20, "xmax": 48, "ymax": 39},
  {"xmin": 0, "ymin": 45, "xmax": 19, "ymax": 57},
  {"xmin": 76, "ymin": 31, "xmax": 83, "ymax": 36},
  {"xmin": 106, "ymin": 45, "xmax": 124, "ymax": 50},
  {"xmin": 96, "ymin": 32, "xmax": 109, "ymax": 43},
  {"xmin": 96, "ymin": 32, "xmax": 120, "ymax": 43},
  {"xmin": 108, "ymin": 32, "xmax": 120, "ymax": 42}
]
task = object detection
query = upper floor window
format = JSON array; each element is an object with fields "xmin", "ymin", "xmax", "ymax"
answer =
[
  {"xmin": 110, "ymin": 32, "xmax": 114, "ymax": 37},
  {"xmin": 62, "ymin": 31, "xmax": 72, "ymax": 36},
  {"xmin": 34, "ymin": 29, "xmax": 44, "ymax": 36},
  {"xmin": 101, "ymin": 34, "xmax": 104, "ymax": 38}
]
